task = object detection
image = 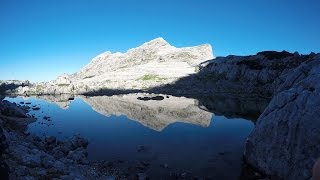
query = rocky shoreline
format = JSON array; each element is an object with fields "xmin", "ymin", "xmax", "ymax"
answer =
[
  {"xmin": 0, "ymin": 100, "xmax": 155, "ymax": 179},
  {"xmin": 1, "ymin": 100, "xmax": 101, "ymax": 179}
]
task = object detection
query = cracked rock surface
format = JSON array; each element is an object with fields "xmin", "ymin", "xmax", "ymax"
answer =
[{"xmin": 245, "ymin": 55, "xmax": 320, "ymax": 180}]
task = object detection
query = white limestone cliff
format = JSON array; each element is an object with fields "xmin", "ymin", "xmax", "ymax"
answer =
[{"xmin": 19, "ymin": 37, "xmax": 214, "ymax": 95}]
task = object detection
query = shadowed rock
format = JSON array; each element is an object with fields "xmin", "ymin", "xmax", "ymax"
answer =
[{"xmin": 244, "ymin": 54, "xmax": 320, "ymax": 180}]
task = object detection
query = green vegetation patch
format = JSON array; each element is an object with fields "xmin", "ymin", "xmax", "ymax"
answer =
[
  {"xmin": 137, "ymin": 74, "xmax": 167, "ymax": 81},
  {"xmin": 35, "ymin": 85, "xmax": 43, "ymax": 92},
  {"xmin": 57, "ymin": 84, "xmax": 70, "ymax": 87},
  {"xmin": 194, "ymin": 66, "xmax": 200, "ymax": 72}
]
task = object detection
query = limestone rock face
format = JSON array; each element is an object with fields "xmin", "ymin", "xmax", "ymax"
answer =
[
  {"xmin": 17, "ymin": 38, "xmax": 213, "ymax": 95},
  {"xmin": 69, "ymin": 37, "xmax": 213, "ymax": 92},
  {"xmin": 76, "ymin": 37, "xmax": 213, "ymax": 78},
  {"xmin": 54, "ymin": 74, "xmax": 71, "ymax": 85},
  {"xmin": 244, "ymin": 55, "xmax": 320, "ymax": 180}
]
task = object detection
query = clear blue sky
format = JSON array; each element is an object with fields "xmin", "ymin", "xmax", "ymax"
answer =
[{"xmin": 1, "ymin": 0, "xmax": 319, "ymax": 82}]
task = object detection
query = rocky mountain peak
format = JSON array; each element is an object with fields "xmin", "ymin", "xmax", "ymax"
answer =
[
  {"xmin": 140, "ymin": 37, "xmax": 170, "ymax": 48},
  {"xmin": 126, "ymin": 37, "xmax": 174, "ymax": 55},
  {"xmin": 71, "ymin": 38, "xmax": 214, "ymax": 84},
  {"xmin": 17, "ymin": 38, "xmax": 214, "ymax": 94}
]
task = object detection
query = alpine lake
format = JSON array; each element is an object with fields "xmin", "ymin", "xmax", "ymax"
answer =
[{"xmin": 5, "ymin": 93, "xmax": 269, "ymax": 179}]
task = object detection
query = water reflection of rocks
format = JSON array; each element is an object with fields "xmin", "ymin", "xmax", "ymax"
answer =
[
  {"xmin": 34, "ymin": 93, "xmax": 269, "ymax": 131},
  {"xmin": 195, "ymin": 95, "xmax": 269, "ymax": 121},
  {"xmin": 80, "ymin": 94, "xmax": 212, "ymax": 131},
  {"xmin": 35, "ymin": 94, "xmax": 75, "ymax": 109}
]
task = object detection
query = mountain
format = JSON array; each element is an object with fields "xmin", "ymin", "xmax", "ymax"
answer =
[{"xmin": 14, "ymin": 37, "xmax": 213, "ymax": 95}]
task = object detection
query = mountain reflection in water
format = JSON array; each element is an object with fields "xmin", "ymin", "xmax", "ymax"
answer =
[{"xmin": 4, "ymin": 94, "xmax": 268, "ymax": 179}]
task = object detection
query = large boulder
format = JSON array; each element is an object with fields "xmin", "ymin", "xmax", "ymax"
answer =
[{"xmin": 244, "ymin": 55, "xmax": 320, "ymax": 179}]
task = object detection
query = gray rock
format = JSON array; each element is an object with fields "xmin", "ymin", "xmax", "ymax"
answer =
[
  {"xmin": 22, "ymin": 175, "xmax": 36, "ymax": 180},
  {"xmin": 40, "ymin": 155, "xmax": 55, "ymax": 168},
  {"xmin": 0, "ymin": 100, "xmax": 27, "ymax": 118},
  {"xmin": 137, "ymin": 173, "xmax": 148, "ymax": 180},
  {"xmin": 32, "ymin": 135, "xmax": 41, "ymax": 142},
  {"xmin": 20, "ymin": 153, "xmax": 41, "ymax": 168},
  {"xmin": 34, "ymin": 169, "xmax": 47, "ymax": 176},
  {"xmin": 245, "ymin": 55, "xmax": 320, "ymax": 180},
  {"xmin": 13, "ymin": 165, "xmax": 29, "ymax": 177},
  {"xmin": 71, "ymin": 135, "xmax": 89, "ymax": 149},
  {"xmin": 45, "ymin": 136, "xmax": 56, "ymax": 145},
  {"xmin": 58, "ymin": 158, "xmax": 74, "ymax": 166},
  {"xmin": 53, "ymin": 160, "xmax": 65, "ymax": 172},
  {"xmin": 64, "ymin": 135, "xmax": 89, "ymax": 151},
  {"xmin": 51, "ymin": 146, "xmax": 65, "ymax": 159},
  {"xmin": 67, "ymin": 148, "xmax": 88, "ymax": 164},
  {"xmin": 105, "ymin": 176, "xmax": 115, "ymax": 180}
]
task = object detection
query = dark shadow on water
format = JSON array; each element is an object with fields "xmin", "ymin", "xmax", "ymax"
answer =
[
  {"xmin": 195, "ymin": 95, "xmax": 269, "ymax": 122},
  {"xmin": 84, "ymin": 89, "xmax": 143, "ymax": 96},
  {"xmin": 82, "ymin": 89, "xmax": 269, "ymax": 122}
]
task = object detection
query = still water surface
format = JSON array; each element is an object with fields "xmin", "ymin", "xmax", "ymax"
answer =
[{"xmin": 5, "ymin": 94, "xmax": 267, "ymax": 179}]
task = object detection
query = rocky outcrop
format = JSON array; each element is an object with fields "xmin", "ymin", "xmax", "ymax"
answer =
[
  {"xmin": 80, "ymin": 94, "xmax": 213, "ymax": 131},
  {"xmin": 0, "ymin": 80, "xmax": 31, "ymax": 95},
  {"xmin": 244, "ymin": 54, "xmax": 320, "ymax": 179},
  {"xmin": 198, "ymin": 51, "xmax": 316, "ymax": 96},
  {"xmin": 13, "ymin": 38, "xmax": 213, "ymax": 95}
]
